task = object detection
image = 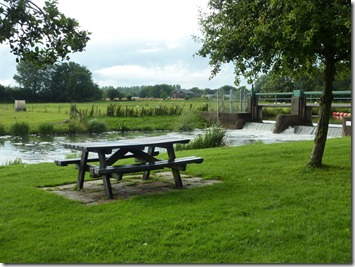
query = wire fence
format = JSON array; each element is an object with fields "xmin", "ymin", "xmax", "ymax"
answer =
[{"xmin": 207, "ymin": 89, "xmax": 250, "ymax": 113}]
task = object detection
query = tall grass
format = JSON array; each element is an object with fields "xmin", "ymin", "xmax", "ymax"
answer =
[
  {"xmin": 1, "ymin": 158, "xmax": 23, "ymax": 166},
  {"xmin": 0, "ymin": 123, "xmax": 6, "ymax": 136},
  {"xmin": 174, "ymin": 111, "xmax": 207, "ymax": 131},
  {"xmin": 176, "ymin": 125, "xmax": 226, "ymax": 150},
  {"xmin": 87, "ymin": 119, "xmax": 107, "ymax": 134},
  {"xmin": 106, "ymin": 103, "xmax": 184, "ymax": 117},
  {"xmin": 10, "ymin": 122, "xmax": 30, "ymax": 137},
  {"xmin": 38, "ymin": 123, "xmax": 55, "ymax": 135}
]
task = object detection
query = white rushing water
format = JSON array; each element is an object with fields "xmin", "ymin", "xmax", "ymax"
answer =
[{"xmin": 0, "ymin": 122, "xmax": 343, "ymax": 165}]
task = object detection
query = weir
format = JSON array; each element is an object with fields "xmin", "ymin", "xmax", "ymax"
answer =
[
  {"xmin": 244, "ymin": 122, "xmax": 343, "ymax": 137},
  {"xmin": 243, "ymin": 122, "xmax": 275, "ymax": 132},
  {"xmin": 200, "ymin": 89, "xmax": 351, "ymax": 136}
]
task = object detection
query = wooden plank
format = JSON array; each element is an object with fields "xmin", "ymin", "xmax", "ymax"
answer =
[
  {"xmin": 62, "ymin": 136, "xmax": 191, "ymax": 152},
  {"xmin": 142, "ymin": 146, "xmax": 155, "ymax": 180},
  {"xmin": 90, "ymin": 156, "xmax": 203, "ymax": 176},
  {"xmin": 55, "ymin": 151, "xmax": 160, "ymax": 166},
  {"xmin": 55, "ymin": 157, "xmax": 101, "ymax": 166}
]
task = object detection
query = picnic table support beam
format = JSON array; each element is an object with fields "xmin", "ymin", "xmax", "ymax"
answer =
[
  {"xmin": 166, "ymin": 145, "xmax": 183, "ymax": 188},
  {"xmin": 98, "ymin": 151, "xmax": 113, "ymax": 199},
  {"xmin": 77, "ymin": 151, "xmax": 89, "ymax": 189},
  {"xmin": 142, "ymin": 146, "xmax": 155, "ymax": 180}
]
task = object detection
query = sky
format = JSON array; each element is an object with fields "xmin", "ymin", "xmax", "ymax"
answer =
[{"xmin": 0, "ymin": 0, "xmax": 249, "ymax": 90}]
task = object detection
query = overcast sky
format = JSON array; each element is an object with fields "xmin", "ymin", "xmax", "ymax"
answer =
[{"xmin": 0, "ymin": 0, "xmax": 249, "ymax": 89}]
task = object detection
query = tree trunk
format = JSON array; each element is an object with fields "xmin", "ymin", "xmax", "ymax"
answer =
[{"xmin": 308, "ymin": 58, "xmax": 335, "ymax": 167}]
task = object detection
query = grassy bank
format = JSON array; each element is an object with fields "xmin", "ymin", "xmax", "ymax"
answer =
[
  {"xmin": 0, "ymin": 137, "xmax": 351, "ymax": 263},
  {"xmin": 0, "ymin": 101, "xmax": 209, "ymax": 134}
]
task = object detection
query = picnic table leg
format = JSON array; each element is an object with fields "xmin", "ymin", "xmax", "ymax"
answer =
[
  {"xmin": 166, "ymin": 145, "xmax": 183, "ymax": 188},
  {"xmin": 77, "ymin": 151, "xmax": 89, "ymax": 189},
  {"xmin": 98, "ymin": 151, "xmax": 114, "ymax": 199},
  {"xmin": 142, "ymin": 146, "xmax": 155, "ymax": 180},
  {"xmin": 102, "ymin": 175, "xmax": 113, "ymax": 199}
]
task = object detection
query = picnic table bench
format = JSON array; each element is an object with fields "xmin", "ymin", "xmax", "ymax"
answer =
[{"xmin": 55, "ymin": 136, "xmax": 203, "ymax": 199}]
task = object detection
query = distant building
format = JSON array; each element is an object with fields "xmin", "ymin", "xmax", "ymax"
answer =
[{"xmin": 170, "ymin": 89, "xmax": 199, "ymax": 99}]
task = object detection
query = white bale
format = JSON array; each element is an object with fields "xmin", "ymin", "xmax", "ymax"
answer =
[{"xmin": 15, "ymin": 100, "xmax": 26, "ymax": 111}]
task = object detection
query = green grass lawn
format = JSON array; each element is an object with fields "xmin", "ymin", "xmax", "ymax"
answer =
[{"xmin": 0, "ymin": 137, "xmax": 351, "ymax": 263}]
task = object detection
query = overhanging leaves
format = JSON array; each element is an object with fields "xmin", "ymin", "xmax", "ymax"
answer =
[
  {"xmin": 0, "ymin": 0, "xmax": 91, "ymax": 67},
  {"xmin": 195, "ymin": 0, "xmax": 351, "ymax": 83}
]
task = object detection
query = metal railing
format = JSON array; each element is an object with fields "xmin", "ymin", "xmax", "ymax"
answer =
[{"xmin": 255, "ymin": 90, "xmax": 351, "ymax": 105}]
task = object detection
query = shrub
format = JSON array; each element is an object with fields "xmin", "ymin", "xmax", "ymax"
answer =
[
  {"xmin": 118, "ymin": 121, "xmax": 130, "ymax": 132},
  {"xmin": 0, "ymin": 124, "xmax": 6, "ymax": 136},
  {"xmin": 67, "ymin": 120, "xmax": 87, "ymax": 134},
  {"xmin": 10, "ymin": 122, "xmax": 30, "ymax": 137},
  {"xmin": 176, "ymin": 125, "xmax": 226, "ymax": 150},
  {"xmin": 87, "ymin": 119, "xmax": 107, "ymax": 134},
  {"xmin": 174, "ymin": 111, "xmax": 207, "ymax": 131},
  {"xmin": 38, "ymin": 123, "xmax": 55, "ymax": 135}
]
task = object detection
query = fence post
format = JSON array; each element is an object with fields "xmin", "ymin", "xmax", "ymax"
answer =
[
  {"xmin": 230, "ymin": 89, "xmax": 233, "ymax": 113},
  {"xmin": 248, "ymin": 87, "xmax": 259, "ymax": 120},
  {"xmin": 291, "ymin": 90, "xmax": 312, "ymax": 123}
]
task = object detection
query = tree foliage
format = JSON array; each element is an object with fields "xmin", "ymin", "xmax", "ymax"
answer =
[
  {"xmin": 50, "ymin": 62, "xmax": 101, "ymax": 102},
  {"xmin": 13, "ymin": 61, "xmax": 101, "ymax": 102},
  {"xmin": 195, "ymin": 0, "xmax": 351, "ymax": 167},
  {"xmin": 0, "ymin": 0, "xmax": 90, "ymax": 66},
  {"xmin": 254, "ymin": 65, "xmax": 351, "ymax": 93},
  {"xmin": 138, "ymin": 84, "xmax": 178, "ymax": 98},
  {"xmin": 195, "ymin": 0, "xmax": 350, "ymax": 83},
  {"xmin": 13, "ymin": 60, "xmax": 51, "ymax": 98}
]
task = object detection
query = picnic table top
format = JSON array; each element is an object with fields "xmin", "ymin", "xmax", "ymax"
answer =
[{"xmin": 63, "ymin": 136, "xmax": 191, "ymax": 151}]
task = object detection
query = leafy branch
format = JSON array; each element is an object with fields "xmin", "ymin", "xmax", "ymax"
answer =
[{"xmin": 0, "ymin": 0, "xmax": 91, "ymax": 67}]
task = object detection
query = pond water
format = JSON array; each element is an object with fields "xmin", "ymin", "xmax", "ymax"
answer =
[{"xmin": 0, "ymin": 122, "xmax": 343, "ymax": 165}]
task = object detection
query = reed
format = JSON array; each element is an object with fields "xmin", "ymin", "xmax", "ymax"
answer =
[
  {"xmin": 38, "ymin": 123, "xmax": 55, "ymax": 135},
  {"xmin": 10, "ymin": 122, "xmax": 30, "ymax": 137},
  {"xmin": 87, "ymin": 119, "xmax": 107, "ymax": 134},
  {"xmin": 176, "ymin": 125, "xmax": 226, "ymax": 150},
  {"xmin": 0, "ymin": 123, "xmax": 6, "ymax": 136}
]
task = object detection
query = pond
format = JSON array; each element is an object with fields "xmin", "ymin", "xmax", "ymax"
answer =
[{"xmin": 0, "ymin": 122, "xmax": 342, "ymax": 166}]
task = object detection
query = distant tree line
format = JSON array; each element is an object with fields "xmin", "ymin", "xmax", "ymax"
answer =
[
  {"xmin": 101, "ymin": 84, "xmax": 182, "ymax": 100},
  {"xmin": 101, "ymin": 85, "xmax": 226, "ymax": 100},
  {"xmin": 0, "ymin": 61, "xmax": 226, "ymax": 103},
  {"xmin": 0, "ymin": 61, "xmax": 350, "ymax": 103}
]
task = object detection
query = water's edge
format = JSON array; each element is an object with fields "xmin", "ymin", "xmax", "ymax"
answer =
[{"xmin": 0, "ymin": 122, "xmax": 342, "ymax": 165}]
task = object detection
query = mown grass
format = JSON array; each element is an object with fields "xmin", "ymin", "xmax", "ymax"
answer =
[{"xmin": 0, "ymin": 137, "xmax": 351, "ymax": 263}]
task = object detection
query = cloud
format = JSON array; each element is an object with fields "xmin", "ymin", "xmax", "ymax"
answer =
[
  {"xmin": 0, "ymin": 45, "xmax": 17, "ymax": 86},
  {"xmin": 0, "ymin": 0, "xmax": 250, "ymax": 89},
  {"xmin": 57, "ymin": 0, "xmax": 207, "ymax": 44},
  {"xmin": 94, "ymin": 62, "xmax": 236, "ymax": 89}
]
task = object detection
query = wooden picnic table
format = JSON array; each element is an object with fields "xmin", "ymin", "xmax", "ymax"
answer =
[{"xmin": 55, "ymin": 136, "xmax": 203, "ymax": 199}]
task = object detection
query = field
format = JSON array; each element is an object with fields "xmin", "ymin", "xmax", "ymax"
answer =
[
  {"xmin": 0, "ymin": 137, "xmax": 351, "ymax": 263},
  {"xmin": 0, "ymin": 100, "xmax": 211, "ymax": 134}
]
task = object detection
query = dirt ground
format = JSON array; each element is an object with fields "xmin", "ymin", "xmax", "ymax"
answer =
[{"xmin": 41, "ymin": 172, "xmax": 222, "ymax": 205}]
